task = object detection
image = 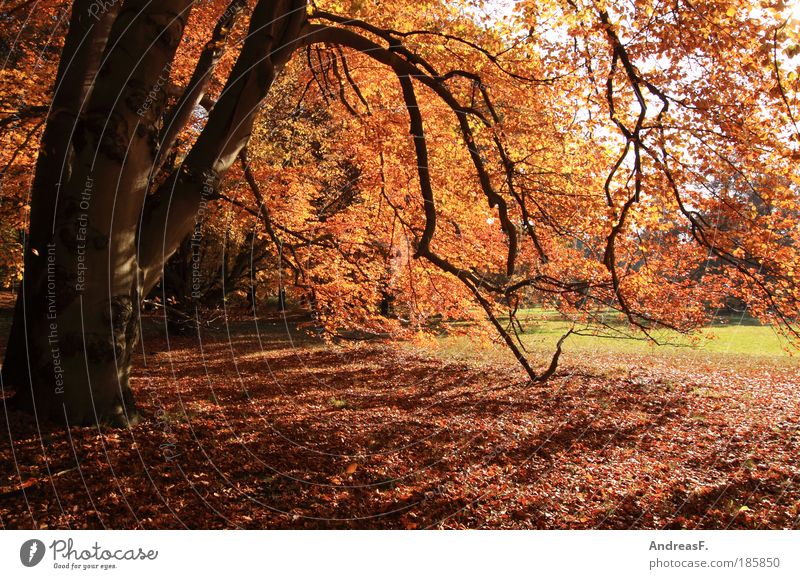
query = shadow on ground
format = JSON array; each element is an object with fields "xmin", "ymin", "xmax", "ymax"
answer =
[{"xmin": 1, "ymin": 304, "xmax": 798, "ymax": 529}]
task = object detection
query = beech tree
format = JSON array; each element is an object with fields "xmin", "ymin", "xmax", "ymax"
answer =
[{"xmin": 1, "ymin": 0, "xmax": 798, "ymax": 426}]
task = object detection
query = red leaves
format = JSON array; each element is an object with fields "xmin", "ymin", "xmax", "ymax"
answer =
[{"xmin": 1, "ymin": 317, "xmax": 798, "ymax": 529}]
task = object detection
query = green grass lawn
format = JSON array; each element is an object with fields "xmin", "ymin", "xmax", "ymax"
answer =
[
  {"xmin": 421, "ymin": 310, "xmax": 798, "ymax": 371},
  {"xmin": 518, "ymin": 318, "xmax": 792, "ymax": 356}
]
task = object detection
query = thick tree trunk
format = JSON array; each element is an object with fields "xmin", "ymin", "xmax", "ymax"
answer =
[
  {"xmin": 4, "ymin": 0, "xmax": 194, "ymax": 426},
  {"xmin": 2, "ymin": 0, "xmax": 120, "ymax": 409},
  {"xmin": 3, "ymin": 0, "xmax": 123, "ymax": 424},
  {"xmin": 2, "ymin": 0, "xmax": 307, "ymax": 427}
]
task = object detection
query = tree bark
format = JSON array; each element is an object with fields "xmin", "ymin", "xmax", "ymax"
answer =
[
  {"xmin": 138, "ymin": 0, "xmax": 307, "ymax": 294},
  {"xmin": 5, "ymin": 0, "xmax": 194, "ymax": 426},
  {"xmin": 3, "ymin": 0, "xmax": 121, "ymax": 418}
]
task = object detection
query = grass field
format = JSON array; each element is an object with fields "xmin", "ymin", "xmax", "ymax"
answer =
[{"xmin": 424, "ymin": 309, "xmax": 798, "ymax": 373}]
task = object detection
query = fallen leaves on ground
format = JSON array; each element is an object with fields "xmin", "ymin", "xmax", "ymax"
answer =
[{"xmin": 1, "ymin": 318, "xmax": 799, "ymax": 529}]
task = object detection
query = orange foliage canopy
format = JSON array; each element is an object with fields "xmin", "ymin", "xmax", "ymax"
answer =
[{"xmin": 2, "ymin": 0, "xmax": 799, "ymax": 377}]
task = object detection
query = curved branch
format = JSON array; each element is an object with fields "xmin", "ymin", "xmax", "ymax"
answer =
[
  {"xmin": 308, "ymin": 9, "xmax": 565, "ymax": 84},
  {"xmin": 302, "ymin": 23, "xmax": 519, "ymax": 275}
]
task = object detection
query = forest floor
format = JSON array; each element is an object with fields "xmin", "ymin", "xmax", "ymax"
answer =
[{"xmin": 0, "ymin": 292, "xmax": 799, "ymax": 529}]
